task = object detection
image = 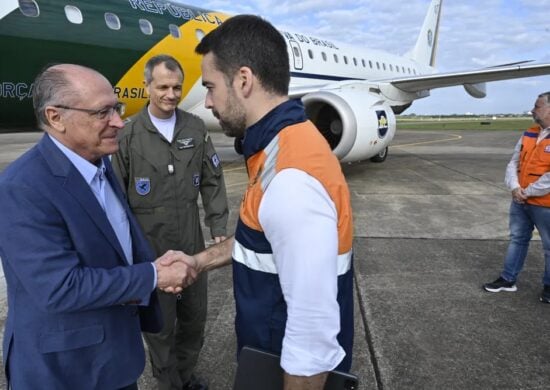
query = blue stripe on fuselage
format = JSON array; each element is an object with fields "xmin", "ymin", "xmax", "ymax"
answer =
[{"xmin": 290, "ymin": 72, "xmax": 363, "ymax": 82}]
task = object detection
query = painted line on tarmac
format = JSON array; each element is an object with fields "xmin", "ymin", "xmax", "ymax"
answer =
[
  {"xmin": 392, "ymin": 133, "xmax": 462, "ymax": 148},
  {"xmin": 226, "ymin": 180, "xmax": 248, "ymax": 189},
  {"xmin": 223, "ymin": 166, "xmax": 246, "ymax": 173}
]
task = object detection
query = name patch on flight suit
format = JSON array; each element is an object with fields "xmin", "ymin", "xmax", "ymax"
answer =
[
  {"xmin": 177, "ymin": 138, "xmax": 195, "ymax": 149},
  {"xmin": 211, "ymin": 153, "xmax": 221, "ymax": 168},
  {"xmin": 192, "ymin": 173, "xmax": 200, "ymax": 187},
  {"xmin": 135, "ymin": 177, "xmax": 151, "ymax": 196}
]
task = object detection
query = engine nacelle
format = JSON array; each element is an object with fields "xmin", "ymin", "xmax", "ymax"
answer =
[{"xmin": 302, "ymin": 89, "xmax": 396, "ymax": 163}]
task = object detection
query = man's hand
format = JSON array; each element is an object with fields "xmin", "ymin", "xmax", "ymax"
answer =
[
  {"xmin": 156, "ymin": 237, "xmax": 234, "ymax": 294},
  {"xmin": 214, "ymin": 236, "xmax": 227, "ymax": 244},
  {"xmin": 155, "ymin": 250, "xmax": 198, "ymax": 294},
  {"xmin": 512, "ymin": 187, "xmax": 527, "ymax": 203}
]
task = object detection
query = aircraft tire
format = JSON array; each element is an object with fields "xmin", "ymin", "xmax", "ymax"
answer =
[{"xmin": 370, "ymin": 147, "xmax": 388, "ymax": 163}]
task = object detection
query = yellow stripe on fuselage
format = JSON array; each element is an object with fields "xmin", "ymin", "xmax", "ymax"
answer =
[{"xmin": 115, "ymin": 12, "xmax": 230, "ymax": 117}]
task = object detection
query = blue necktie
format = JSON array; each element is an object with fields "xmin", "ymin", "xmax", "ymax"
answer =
[{"xmin": 94, "ymin": 167, "xmax": 133, "ymax": 264}]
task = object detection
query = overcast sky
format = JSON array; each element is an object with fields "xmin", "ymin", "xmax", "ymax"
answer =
[{"xmin": 193, "ymin": 0, "xmax": 550, "ymax": 115}]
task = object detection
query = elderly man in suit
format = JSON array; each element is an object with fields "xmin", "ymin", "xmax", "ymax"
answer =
[{"xmin": 0, "ymin": 64, "xmax": 195, "ymax": 389}]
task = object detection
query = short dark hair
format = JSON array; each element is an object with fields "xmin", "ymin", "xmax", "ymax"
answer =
[
  {"xmin": 144, "ymin": 54, "xmax": 184, "ymax": 84},
  {"xmin": 195, "ymin": 14, "xmax": 290, "ymax": 96},
  {"xmin": 539, "ymin": 91, "xmax": 550, "ymax": 104}
]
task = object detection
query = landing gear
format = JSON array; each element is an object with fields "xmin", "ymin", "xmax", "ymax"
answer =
[{"xmin": 370, "ymin": 147, "xmax": 388, "ymax": 163}]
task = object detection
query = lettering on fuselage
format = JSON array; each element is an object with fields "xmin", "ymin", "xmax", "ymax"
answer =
[
  {"xmin": 114, "ymin": 87, "xmax": 148, "ymax": 99},
  {"xmin": 282, "ymin": 31, "xmax": 339, "ymax": 50},
  {"xmin": 128, "ymin": 0, "xmax": 223, "ymax": 25},
  {"xmin": 0, "ymin": 83, "xmax": 147, "ymax": 101},
  {"xmin": 0, "ymin": 82, "xmax": 33, "ymax": 101}
]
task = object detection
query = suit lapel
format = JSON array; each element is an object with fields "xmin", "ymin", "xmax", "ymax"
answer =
[{"xmin": 38, "ymin": 135, "xmax": 127, "ymax": 264}]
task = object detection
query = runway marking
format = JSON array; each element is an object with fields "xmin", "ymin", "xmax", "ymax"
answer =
[
  {"xmin": 223, "ymin": 166, "xmax": 246, "ymax": 173},
  {"xmin": 226, "ymin": 180, "xmax": 248, "ymax": 189},
  {"xmin": 392, "ymin": 133, "xmax": 462, "ymax": 148}
]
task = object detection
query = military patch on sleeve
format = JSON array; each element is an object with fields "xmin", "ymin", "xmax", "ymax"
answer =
[
  {"xmin": 211, "ymin": 153, "xmax": 220, "ymax": 168},
  {"xmin": 192, "ymin": 173, "xmax": 201, "ymax": 187},
  {"xmin": 135, "ymin": 177, "xmax": 151, "ymax": 196}
]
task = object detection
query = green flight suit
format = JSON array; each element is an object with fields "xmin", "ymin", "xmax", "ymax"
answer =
[{"xmin": 112, "ymin": 105, "xmax": 228, "ymax": 390}]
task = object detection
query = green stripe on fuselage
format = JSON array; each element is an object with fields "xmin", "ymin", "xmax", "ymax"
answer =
[{"xmin": 0, "ymin": 0, "xmax": 209, "ymax": 128}]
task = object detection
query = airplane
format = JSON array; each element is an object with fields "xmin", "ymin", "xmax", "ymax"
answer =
[{"xmin": 1, "ymin": 0, "xmax": 550, "ymax": 163}]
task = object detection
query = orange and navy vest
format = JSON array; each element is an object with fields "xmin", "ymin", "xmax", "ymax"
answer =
[
  {"xmin": 232, "ymin": 99, "xmax": 354, "ymax": 371},
  {"xmin": 518, "ymin": 125, "xmax": 550, "ymax": 207}
]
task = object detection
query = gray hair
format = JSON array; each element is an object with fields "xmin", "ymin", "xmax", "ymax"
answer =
[
  {"xmin": 32, "ymin": 65, "xmax": 79, "ymax": 130},
  {"xmin": 144, "ymin": 55, "xmax": 184, "ymax": 84},
  {"xmin": 539, "ymin": 92, "xmax": 550, "ymax": 104}
]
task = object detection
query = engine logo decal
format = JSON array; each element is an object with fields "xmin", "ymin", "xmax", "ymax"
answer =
[{"xmin": 376, "ymin": 110, "xmax": 389, "ymax": 138}]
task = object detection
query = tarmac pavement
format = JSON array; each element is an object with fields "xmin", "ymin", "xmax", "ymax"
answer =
[{"xmin": 1, "ymin": 128, "xmax": 549, "ymax": 389}]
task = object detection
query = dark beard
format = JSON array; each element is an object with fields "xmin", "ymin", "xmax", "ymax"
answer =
[{"xmin": 219, "ymin": 119, "xmax": 246, "ymax": 138}]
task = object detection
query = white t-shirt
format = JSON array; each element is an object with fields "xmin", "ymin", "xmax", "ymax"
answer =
[{"xmin": 148, "ymin": 106, "xmax": 176, "ymax": 143}]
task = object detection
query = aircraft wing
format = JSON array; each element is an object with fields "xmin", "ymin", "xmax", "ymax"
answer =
[
  {"xmin": 288, "ymin": 83, "xmax": 332, "ymax": 99},
  {"xmin": 386, "ymin": 62, "xmax": 550, "ymax": 93},
  {"xmin": 288, "ymin": 63, "xmax": 550, "ymax": 101}
]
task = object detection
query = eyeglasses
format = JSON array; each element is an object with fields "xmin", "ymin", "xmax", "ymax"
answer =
[{"xmin": 53, "ymin": 102, "xmax": 126, "ymax": 120}]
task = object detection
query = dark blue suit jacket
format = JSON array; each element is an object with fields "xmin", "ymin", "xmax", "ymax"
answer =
[{"xmin": 0, "ymin": 134, "xmax": 162, "ymax": 389}]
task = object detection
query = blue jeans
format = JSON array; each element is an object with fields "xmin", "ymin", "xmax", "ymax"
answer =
[{"xmin": 501, "ymin": 201, "xmax": 550, "ymax": 285}]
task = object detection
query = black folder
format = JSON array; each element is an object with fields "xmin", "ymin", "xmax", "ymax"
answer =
[{"xmin": 233, "ymin": 346, "xmax": 358, "ymax": 390}]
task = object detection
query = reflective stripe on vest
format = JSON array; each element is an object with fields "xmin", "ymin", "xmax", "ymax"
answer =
[{"xmin": 233, "ymin": 239, "xmax": 353, "ymax": 275}]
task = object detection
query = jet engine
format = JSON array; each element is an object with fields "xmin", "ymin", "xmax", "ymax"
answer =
[{"xmin": 302, "ymin": 89, "xmax": 397, "ymax": 163}]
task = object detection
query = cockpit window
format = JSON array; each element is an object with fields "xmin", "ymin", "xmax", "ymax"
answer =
[
  {"xmin": 18, "ymin": 0, "xmax": 39, "ymax": 17},
  {"xmin": 105, "ymin": 12, "xmax": 121, "ymax": 30},
  {"xmin": 139, "ymin": 19, "xmax": 153, "ymax": 35},
  {"xmin": 64, "ymin": 5, "xmax": 83, "ymax": 24}
]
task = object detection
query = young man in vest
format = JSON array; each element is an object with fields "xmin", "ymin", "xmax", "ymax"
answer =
[
  {"xmin": 162, "ymin": 14, "xmax": 354, "ymax": 390},
  {"xmin": 484, "ymin": 91, "xmax": 550, "ymax": 302}
]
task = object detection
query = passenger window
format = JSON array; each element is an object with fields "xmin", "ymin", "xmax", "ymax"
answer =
[
  {"xmin": 139, "ymin": 19, "xmax": 153, "ymax": 35},
  {"xmin": 353, "ymin": 58, "xmax": 357, "ymax": 66},
  {"xmin": 195, "ymin": 29, "xmax": 205, "ymax": 41},
  {"xmin": 293, "ymin": 47, "xmax": 300, "ymax": 57},
  {"xmin": 382, "ymin": 63, "xmax": 386, "ymax": 70},
  {"xmin": 333, "ymin": 54, "xmax": 339, "ymax": 63},
  {"xmin": 169, "ymin": 24, "xmax": 180, "ymax": 38},
  {"xmin": 18, "ymin": 0, "xmax": 39, "ymax": 17},
  {"xmin": 308, "ymin": 49, "xmax": 314, "ymax": 59},
  {"xmin": 369, "ymin": 60, "xmax": 373, "ymax": 69},
  {"xmin": 322, "ymin": 52, "xmax": 327, "ymax": 61},
  {"xmin": 389, "ymin": 64, "xmax": 393, "ymax": 71},
  {"xmin": 64, "ymin": 5, "xmax": 83, "ymax": 24},
  {"xmin": 105, "ymin": 12, "xmax": 121, "ymax": 30},
  {"xmin": 362, "ymin": 59, "xmax": 366, "ymax": 67},
  {"xmin": 343, "ymin": 56, "xmax": 348, "ymax": 65}
]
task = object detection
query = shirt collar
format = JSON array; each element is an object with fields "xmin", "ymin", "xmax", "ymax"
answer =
[
  {"xmin": 48, "ymin": 134, "xmax": 105, "ymax": 185},
  {"xmin": 242, "ymin": 99, "xmax": 307, "ymax": 159}
]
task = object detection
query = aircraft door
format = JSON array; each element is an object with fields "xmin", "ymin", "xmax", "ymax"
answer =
[{"xmin": 288, "ymin": 39, "xmax": 303, "ymax": 70}]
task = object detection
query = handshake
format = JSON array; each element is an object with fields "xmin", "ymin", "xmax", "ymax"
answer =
[
  {"xmin": 154, "ymin": 250, "xmax": 200, "ymax": 294},
  {"xmin": 152, "ymin": 236, "xmax": 233, "ymax": 294}
]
